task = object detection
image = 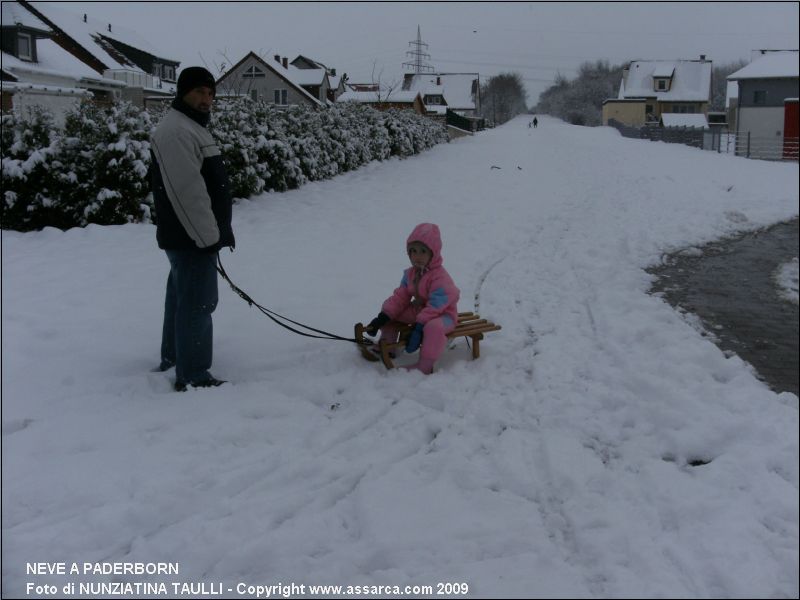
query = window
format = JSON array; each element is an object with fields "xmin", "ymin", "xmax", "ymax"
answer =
[
  {"xmin": 250, "ymin": 89, "xmax": 258, "ymax": 101},
  {"xmin": 657, "ymin": 79, "xmax": 667, "ymax": 91},
  {"xmin": 163, "ymin": 66, "xmax": 175, "ymax": 81},
  {"xmin": 18, "ymin": 33, "xmax": 32, "ymax": 60},
  {"xmin": 243, "ymin": 66, "xmax": 265, "ymax": 79},
  {"xmin": 753, "ymin": 90, "xmax": 767, "ymax": 105},
  {"xmin": 274, "ymin": 89, "xmax": 288, "ymax": 105}
]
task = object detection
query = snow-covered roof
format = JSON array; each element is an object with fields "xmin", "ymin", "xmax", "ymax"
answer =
[
  {"xmin": 652, "ymin": 65, "xmax": 675, "ymax": 78},
  {"xmin": 661, "ymin": 113, "xmax": 708, "ymax": 128},
  {"xmin": 621, "ymin": 60, "xmax": 712, "ymax": 102},
  {"xmin": 420, "ymin": 84, "xmax": 446, "ymax": 96},
  {"xmin": 1, "ymin": 38, "xmax": 114, "ymax": 84},
  {"xmin": 404, "ymin": 73, "xmax": 478, "ymax": 109},
  {"xmin": 2, "ymin": 1, "xmax": 50, "ymax": 30},
  {"xmin": 29, "ymin": 2, "xmax": 178, "ymax": 69},
  {"xmin": 425, "ymin": 104, "xmax": 447, "ymax": 115},
  {"xmin": 337, "ymin": 89, "xmax": 421, "ymax": 104},
  {"xmin": 289, "ymin": 67, "xmax": 326, "ymax": 86},
  {"xmin": 1, "ymin": 80, "xmax": 92, "ymax": 96},
  {"xmin": 328, "ymin": 74, "xmax": 342, "ymax": 89},
  {"xmin": 727, "ymin": 51, "xmax": 799, "ymax": 80}
]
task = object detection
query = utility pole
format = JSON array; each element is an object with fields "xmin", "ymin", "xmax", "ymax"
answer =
[{"xmin": 402, "ymin": 25, "xmax": 434, "ymax": 73}]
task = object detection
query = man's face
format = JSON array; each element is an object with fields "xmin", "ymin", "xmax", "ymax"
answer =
[{"xmin": 183, "ymin": 86, "xmax": 214, "ymax": 113}]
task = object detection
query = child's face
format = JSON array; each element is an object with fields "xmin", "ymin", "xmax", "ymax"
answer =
[{"xmin": 407, "ymin": 242, "xmax": 432, "ymax": 269}]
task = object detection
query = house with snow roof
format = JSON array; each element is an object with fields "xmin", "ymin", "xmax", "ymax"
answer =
[
  {"xmin": 1, "ymin": 1, "xmax": 126, "ymax": 116},
  {"xmin": 216, "ymin": 52, "xmax": 324, "ymax": 107},
  {"xmin": 602, "ymin": 56, "xmax": 712, "ymax": 127},
  {"xmin": 727, "ymin": 50, "xmax": 799, "ymax": 159},
  {"xmin": 10, "ymin": 0, "xmax": 179, "ymax": 108},
  {"xmin": 336, "ymin": 88, "xmax": 426, "ymax": 114},
  {"xmin": 402, "ymin": 72, "xmax": 481, "ymax": 116},
  {"xmin": 290, "ymin": 55, "xmax": 348, "ymax": 101}
]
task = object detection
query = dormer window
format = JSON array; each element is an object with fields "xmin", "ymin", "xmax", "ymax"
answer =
[
  {"xmin": 243, "ymin": 65, "xmax": 265, "ymax": 79},
  {"xmin": 17, "ymin": 32, "xmax": 33, "ymax": 61},
  {"xmin": 654, "ymin": 78, "xmax": 672, "ymax": 92},
  {"xmin": 652, "ymin": 66, "xmax": 674, "ymax": 93}
]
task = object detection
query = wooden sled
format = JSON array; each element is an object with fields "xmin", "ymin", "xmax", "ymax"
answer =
[{"xmin": 355, "ymin": 312, "xmax": 501, "ymax": 370}]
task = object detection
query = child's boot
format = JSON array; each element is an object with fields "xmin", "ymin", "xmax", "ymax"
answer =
[{"xmin": 403, "ymin": 356, "xmax": 435, "ymax": 374}]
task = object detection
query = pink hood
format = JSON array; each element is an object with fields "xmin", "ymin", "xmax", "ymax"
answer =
[{"xmin": 407, "ymin": 223, "xmax": 444, "ymax": 271}]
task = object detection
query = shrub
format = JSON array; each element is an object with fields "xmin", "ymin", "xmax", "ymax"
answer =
[{"xmin": 1, "ymin": 99, "xmax": 448, "ymax": 231}]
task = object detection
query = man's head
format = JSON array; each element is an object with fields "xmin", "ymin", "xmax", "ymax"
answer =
[{"xmin": 176, "ymin": 67, "xmax": 216, "ymax": 113}]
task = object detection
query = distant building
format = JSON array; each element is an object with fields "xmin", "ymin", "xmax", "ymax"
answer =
[
  {"xmin": 216, "ymin": 52, "xmax": 323, "ymax": 107},
  {"xmin": 727, "ymin": 50, "xmax": 799, "ymax": 159},
  {"xmin": 291, "ymin": 55, "xmax": 348, "ymax": 101},
  {"xmin": 602, "ymin": 56, "xmax": 712, "ymax": 127},
  {"xmin": 336, "ymin": 88, "xmax": 426, "ymax": 114},
  {"xmin": 402, "ymin": 72, "xmax": 481, "ymax": 116},
  {"xmin": 8, "ymin": 0, "xmax": 178, "ymax": 109}
]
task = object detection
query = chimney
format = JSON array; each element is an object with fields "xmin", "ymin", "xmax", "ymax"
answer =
[
  {"xmin": 83, "ymin": 14, "xmax": 87, "ymax": 23},
  {"xmin": 274, "ymin": 54, "xmax": 281, "ymax": 63},
  {"xmin": 108, "ymin": 24, "xmax": 111, "ymax": 32},
  {"xmin": 700, "ymin": 54, "xmax": 706, "ymax": 61},
  {"xmin": 436, "ymin": 76, "xmax": 441, "ymax": 85},
  {"xmin": 330, "ymin": 68, "xmax": 336, "ymax": 77},
  {"xmin": 282, "ymin": 57, "xmax": 288, "ymax": 69}
]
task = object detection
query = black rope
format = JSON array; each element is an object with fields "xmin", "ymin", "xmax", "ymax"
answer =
[{"xmin": 216, "ymin": 255, "xmax": 366, "ymax": 344}]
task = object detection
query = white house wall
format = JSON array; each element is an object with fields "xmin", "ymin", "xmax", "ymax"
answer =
[
  {"xmin": 11, "ymin": 89, "xmax": 81, "ymax": 125},
  {"xmin": 736, "ymin": 106, "xmax": 786, "ymax": 159},
  {"xmin": 220, "ymin": 57, "xmax": 316, "ymax": 106}
]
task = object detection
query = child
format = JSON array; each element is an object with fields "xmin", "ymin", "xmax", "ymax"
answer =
[{"xmin": 365, "ymin": 223, "xmax": 460, "ymax": 374}]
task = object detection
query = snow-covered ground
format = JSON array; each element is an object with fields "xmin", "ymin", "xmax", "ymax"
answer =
[
  {"xmin": 2, "ymin": 116, "xmax": 798, "ymax": 599},
  {"xmin": 775, "ymin": 257, "xmax": 800, "ymax": 304}
]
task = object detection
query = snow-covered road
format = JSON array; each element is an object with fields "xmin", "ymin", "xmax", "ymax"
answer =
[{"xmin": 3, "ymin": 116, "xmax": 798, "ymax": 598}]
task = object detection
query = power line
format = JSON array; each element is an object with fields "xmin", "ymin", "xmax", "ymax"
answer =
[{"xmin": 435, "ymin": 57, "xmax": 578, "ymax": 73}]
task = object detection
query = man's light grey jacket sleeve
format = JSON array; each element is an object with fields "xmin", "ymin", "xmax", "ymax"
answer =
[{"xmin": 151, "ymin": 127, "xmax": 220, "ymax": 249}]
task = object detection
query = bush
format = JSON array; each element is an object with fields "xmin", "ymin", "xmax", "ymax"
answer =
[{"xmin": 1, "ymin": 99, "xmax": 448, "ymax": 231}]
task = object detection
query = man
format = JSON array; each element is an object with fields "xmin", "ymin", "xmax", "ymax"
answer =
[{"xmin": 150, "ymin": 67, "xmax": 235, "ymax": 391}]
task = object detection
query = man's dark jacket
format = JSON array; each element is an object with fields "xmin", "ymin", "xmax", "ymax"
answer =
[{"xmin": 150, "ymin": 100, "xmax": 234, "ymax": 252}]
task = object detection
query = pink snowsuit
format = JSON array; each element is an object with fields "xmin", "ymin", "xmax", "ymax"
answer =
[{"xmin": 381, "ymin": 223, "xmax": 460, "ymax": 363}]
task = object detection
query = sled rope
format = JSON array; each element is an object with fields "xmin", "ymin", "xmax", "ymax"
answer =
[{"xmin": 216, "ymin": 255, "xmax": 366, "ymax": 344}]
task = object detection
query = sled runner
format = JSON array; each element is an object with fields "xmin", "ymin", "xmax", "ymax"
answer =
[{"xmin": 355, "ymin": 312, "xmax": 502, "ymax": 369}]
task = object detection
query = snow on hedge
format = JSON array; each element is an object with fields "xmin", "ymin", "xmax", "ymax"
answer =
[{"xmin": 1, "ymin": 100, "xmax": 447, "ymax": 231}]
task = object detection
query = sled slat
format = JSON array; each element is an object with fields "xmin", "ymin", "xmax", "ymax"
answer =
[{"xmin": 356, "ymin": 312, "xmax": 502, "ymax": 370}]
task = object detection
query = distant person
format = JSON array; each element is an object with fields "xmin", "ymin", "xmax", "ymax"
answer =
[
  {"xmin": 533, "ymin": 117, "xmax": 538, "ymax": 128},
  {"xmin": 149, "ymin": 67, "xmax": 235, "ymax": 392},
  {"xmin": 364, "ymin": 223, "xmax": 460, "ymax": 374}
]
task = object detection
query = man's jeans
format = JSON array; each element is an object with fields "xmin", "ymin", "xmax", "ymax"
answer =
[{"xmin": 161, "ymin": 250, "xmax": 218, "ymax": 385}]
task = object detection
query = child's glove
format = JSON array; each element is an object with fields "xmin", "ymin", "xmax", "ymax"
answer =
[
  {"xmin": 365, "ymin": 312, "xmax": 390, "ymax": 336},
  {"xmin": 405, "ymin": 323, "xmax": 424, "ymax": 353}
]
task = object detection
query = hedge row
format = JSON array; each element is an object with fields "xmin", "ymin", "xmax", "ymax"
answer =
[{"xmin": 1, "ymin": 99, "xmax": 448, "ymax": 231}]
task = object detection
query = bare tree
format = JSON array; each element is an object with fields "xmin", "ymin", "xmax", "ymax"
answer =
[
  {"xmin": 710, "ymin": 59, "xmax": 748, "ymax": 111},
  {"xmin": 371, "ymin": 61, "xmax": 399, "ymax": 106},
  {"xmin": 480, "ymin": 72, "xmax": 528, "ymax": 125}
]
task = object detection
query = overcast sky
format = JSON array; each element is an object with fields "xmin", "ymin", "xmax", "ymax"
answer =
[{"xmin": 37, "ymin": 1, "xmax": 800, "ymax": 104}]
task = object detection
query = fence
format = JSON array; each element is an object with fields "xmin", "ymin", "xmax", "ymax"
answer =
[
  {"xmin": 446, "ymin": 109, "xmax": 485, "ymax": 133},
  {"xmin": 607, "ymin": 119, "xmax": 799, "ymax": 161}
]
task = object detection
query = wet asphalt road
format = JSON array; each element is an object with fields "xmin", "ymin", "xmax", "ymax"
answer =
[{"xmin": 649, "ymin": 218, "xmax": 799, "ymax": 397}]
